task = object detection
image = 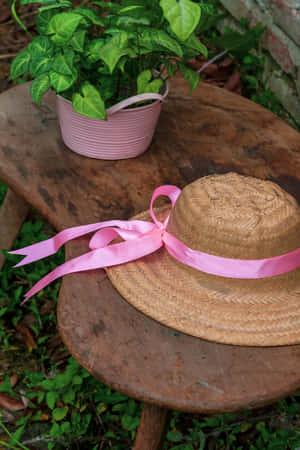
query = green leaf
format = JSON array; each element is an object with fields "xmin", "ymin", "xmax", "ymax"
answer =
[
  {"xmin": 13, "ymin": 285, "xmax": 23, "ymax": 301},
  {"xmin": 46, "ymin": 12, "xmax": 83, "ymax": 46},
  {"xmin": 195, "ymin": 7, "xmax": 222, "ymax": 34},
  {"xmin": 162, "ymin": 58, "xmax": 177, "ymax": 78},
  {"xmin": 92, "ymin": 1, "xmax": 121, "ymax": 13},
  {"xmin": 30, "ymin": 74, "xmax": 51, "ymax": 105},
  {"xmin": 20, "ymin": 0, "xmax": 51, "ymax": 4},
  {"xmin": 210, "ymin": 24, "xmax": 265, "ymax": 57},
  {"xmin": 167, "ymin": 430, "xmax": 183, "ymax": 442},
  {"xmin": 29, "ymin": 56, "xmax": 52, "ymax": 77},
  {"xmin": 61, "ymin": 421, "xmax": 71, "ymax": 434},
  {"xmin": 98, "ymin": 75, "xmax": 117, "ymax": 100},
  {"xmin": 72, "ymin": 375, "xmax": 83, "ymax": 385},
  {"xmin": 53, "ymin": 406, "xmax": 68, "ymax": 421},
  {"xmin": 137, "ymin": 70, "xmax": 163, "ymax": 95},
  {"xmin": 39, "ymin": 1, "xmax": 72, "ymax": 12},
  {"xmin": 0, "ymin": 307, "xmax": 8, "ymax": 318},
  {"xmin": 183, "ymin": 34, "xmax": 207, "ymax": 57},
  {"xmin": 72, "ymin": 83, "xmax": 106, "ymax": 119},
  {"xmin": 62, "ymin": 389, "xmax": 75, "ymax": 404},
  {"xmin": 28, "ymin": 36, "xmax": 54, "ymax": 77},
  {"xmin": 121, "ymin": 414, "xmax": 140, "ymax": 431},
  {"xmin": 10, "ymin": 425, "xmax": 25, "ymax": 447},
  {"xmin": 10, "ymin": 49, "xmax": 31, "ymax": 79},
  {"xmin": 139, "ymin": 29, "xmax": 183, "ymax": 57},
  {"xmin": 49, "ymin": 422, "xmax": 60, "ymax": 438},
  {"xmin": 115, "ymin": 15, "xmax": 150, "ymax": 26},
  {"xmin": 87, "ymin": 38, "xmax": 105, "ymax": 63},
  {"xmin": 145, "ymin": 79, "xmax": 163, "ymax": 94},
  {"xmin": 119, "ymin": 5, "xmax": 145, "ymax": 14},
  {"xmin": 20, "ymin": 0, "xmax": 69, "ymax": 4},
  {"xmin": 178, "ymin": 62, "xmax": 199, "ymax": 92},
  {"xmin": 28, "ymin": 36, "xmax": 53, "ymax": 57},
  {"xmin": 98, "ymin": 33, "xmax": 130, "ymax": 73},
  {"xmin": 160, "ymin": 0, "xmax": 201, "ymax": 41},
  {"xmin": 74, "ymin": 7, "xmax": 105, "ymax": 26},
  {"xmin": 54, "ymin": 373, "xmax": 71, "ymax": 388},
  {"xmin": 116, "ymin": 56, "xmax": 127, "ymax": 74},
  {"xmin": 137, "ymin": 69, "xmax": 152, "ymax": 94},
  {"xmin": 199, "ymin": 430, "xmax": 206, "ymax": 450},
  {"xmin": 70, "ymin": 29, "xmax": 86, "ymax": 53},
  {"xmin": 36, "ymin": 9, "xmax": 60, "ymax": 34},
  {"xmin": 52, "ymin": 48, "xmax": 76, "ymax": 76},
  {"xmin": 50, "ymin": 69, "xmax": 77, "ymax": 93},
  {"xmin": 0, "ymin": 376, "xmax": 12, "ymax": 393},
  {"xmin": 46, "ymin": 391, "xmax": 58, "ymax": 409}
]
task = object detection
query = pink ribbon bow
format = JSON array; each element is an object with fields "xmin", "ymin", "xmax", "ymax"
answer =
[{"xmin": 10, "ymin": 185, "xmax": 300, "ymax": 303}]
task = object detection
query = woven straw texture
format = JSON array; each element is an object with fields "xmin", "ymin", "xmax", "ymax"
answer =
[{"xmin": 106, "ymin": 173, "xmax": 300, "ymax": 346}]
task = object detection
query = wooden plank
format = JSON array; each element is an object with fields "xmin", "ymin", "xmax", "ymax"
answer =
[{"xmin": 0, "ymin": 189, "xmax": 29, "ymax": 269}]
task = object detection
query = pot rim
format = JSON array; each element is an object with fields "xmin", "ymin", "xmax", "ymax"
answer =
[{"xmin": 56, "ymin": 78, "xmax": 169, "ymax": 117}]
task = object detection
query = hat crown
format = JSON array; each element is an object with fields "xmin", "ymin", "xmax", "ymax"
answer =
[{"xmin": 166, "ymin": 173, "xmax": 300, "ymax": 259}]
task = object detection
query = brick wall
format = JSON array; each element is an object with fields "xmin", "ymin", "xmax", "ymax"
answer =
[{"xmin": 218, "ymin": 0, "xmax": 300, "ymax": 127}]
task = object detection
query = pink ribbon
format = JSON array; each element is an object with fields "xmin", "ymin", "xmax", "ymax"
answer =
[{"xmin": 10, "ymin": 185, "xmax": 300, "ymax": 303}]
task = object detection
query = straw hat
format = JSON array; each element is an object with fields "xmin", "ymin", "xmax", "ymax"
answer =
[{"xmin": 106, "ymin": 173, "xmax": 300, "ymax": 346}]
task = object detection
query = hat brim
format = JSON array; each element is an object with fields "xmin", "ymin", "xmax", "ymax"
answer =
[{"xmin": 106, "ymin": 207, "xmax": 300, "ymax": 346}]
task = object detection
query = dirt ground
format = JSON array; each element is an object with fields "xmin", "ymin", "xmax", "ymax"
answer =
[{"xmin": 0, "ymin": 2, "xmax": 37, "ymax": 93}]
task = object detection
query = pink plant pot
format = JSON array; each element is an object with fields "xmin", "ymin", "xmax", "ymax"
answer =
[{"xmin": 56, "ymin": 83, "xmax": 168, "ymax": 160}]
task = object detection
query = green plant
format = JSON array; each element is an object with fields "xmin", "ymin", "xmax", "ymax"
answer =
[{"xmin": 10, "ymin": 0, "xmax": 212, "ymax": 119}]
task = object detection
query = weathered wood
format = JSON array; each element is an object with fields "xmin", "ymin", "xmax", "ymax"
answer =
[
  {"xmin": 58, "ymin": 238, "xmax": 300, "ymax": 414},
  {"xmin": 1, "ymin": 80, "xmax": 300, "ymax": 416},
  {"xmin": 0, "ymin": 188, "xmax": 29, "ymax": 269},
  {"xmin": 0, "ymin": 81, "xmax": 300, "ymax": 233},
  {"xmin": 133, "ymin": 404, "xmax": 169, "ymax": 450}
]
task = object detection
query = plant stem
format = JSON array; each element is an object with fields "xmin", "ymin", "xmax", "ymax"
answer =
[
  {"xmin": 0, "ymin": 53, "xmax": 18, "ymax": 60},
  {"xmin": 11, "ymin": 0, "xmax": 32, "ymax": 38},
  {"xmin": 0, "ymin": 421, "xmax": 29, "ymax": 450},
  {"xmin": 135, "ymin": 26, "xmax": 142, "ymax": 74},
  {"xmin": 0, "ymin": 441, "xmax": 20, "ymax": 449},
  {"xmin": 198, "ymin": 49, "xmax": 228, "ymax": 73}
]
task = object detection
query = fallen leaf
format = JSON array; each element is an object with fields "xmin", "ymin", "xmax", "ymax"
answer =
[
  {"xmin": 9, "ymin": 374, "xmax": 18, "ymax": 388},
  {"xmin": 16, "ymin": 323, "xmax": 38, "ymax": 351},
  {"xmin": 234, "ymin": 82, "xmax": 243, "ymax": 95},
  {"xmin": 0, "ymin": 393, "xmax": 25, "ymax": 411},
  {"xmin": 220, "ymin": 57, "xmax": 234, "ymax": 68},
  {"xmin": 224, "ymin": 71, "xmax": 241, "ymax": 91}
]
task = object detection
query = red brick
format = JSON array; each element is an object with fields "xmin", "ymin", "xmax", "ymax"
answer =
[{"xmin": 268, "ymin": 0, "xmax": 300, "ymax": 45}]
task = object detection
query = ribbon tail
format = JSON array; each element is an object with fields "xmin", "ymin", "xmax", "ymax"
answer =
[
  {"xmin": 22, "ymin": 229, "xmax": 163, "ymax": 303},
  {"xmin": 9, "ymin": 219, "xmax": 156, "ymax": 268}
]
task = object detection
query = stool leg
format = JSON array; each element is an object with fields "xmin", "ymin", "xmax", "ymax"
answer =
[
  {"xmin": 0, "ymin": 188, "xmax": 30, "ymax": 270},
  {"xmin": 133, "ymin": 403, "xmax": 169, "ymax": 450}
]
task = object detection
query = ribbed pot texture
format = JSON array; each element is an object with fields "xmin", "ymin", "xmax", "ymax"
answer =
[{"xmin": 56, "ymin": 86, "xmax": 168, "ymax": 160}]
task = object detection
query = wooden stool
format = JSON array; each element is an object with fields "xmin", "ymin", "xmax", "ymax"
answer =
[{"xmin": 1, "ymin": 80, "xmax": 300, "ymax": 449}]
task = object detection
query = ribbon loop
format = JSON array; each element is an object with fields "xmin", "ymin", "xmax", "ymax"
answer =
[
  {"xmin": 10, "ymin": 185, "xmax": 181, "ymax": 303},
  {"xmin": 150, "ymin": 185, "xmax": 181, "ymax": 228}
]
